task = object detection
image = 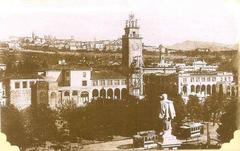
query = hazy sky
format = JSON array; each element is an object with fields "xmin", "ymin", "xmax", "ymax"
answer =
[{"xmin": 0, "ymin": 0, "xmax": 239, "ymax": 45}]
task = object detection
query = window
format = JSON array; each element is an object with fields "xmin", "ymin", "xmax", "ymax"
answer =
[
  {"xmin": 83, "ymin": 72, "xmax": 86, "ymax": 78},
  {"xmin": 207, "ymin": 77, "xmax": 211, "ymax": 82},
  {"xmin": 72, "ymin": 91, "xmax": 78, "ymax": 96},
  {"xmin": 190, "ymin": 77, "xmax": 194, "ymax": 82},
  {"xmin": 196, "ymin": 77, "xmax": 200, "ymax": 82},
  {"xmin": 201, "ymin": 77, "xmax": 205, "ymax": 82},
  {"xmin": 183, "ymin": 78, "xmax": 187, "ymax": 83},
  {"xmin": 121, "ymin": 80, "xmax": 126, "ymax": 85},
  {"xmin": 100, "ymin": 80, "xmax": 105, "ymax": 86},
  {"xmin": 133, "ymin": 31, "xmax": 136, "ymax": 37},
  {"xmin": 107, "ymin": 80, "xmax": 113, "ymax": 86},
  {"xmin": 81, "ymin": 91, "xmax": 89, "ymax": 102},
  {"xmin": 114, "ymin": 80, "xmax": 120, "ymax": 85},
  {"xmin": 212, "ymin": 77, "xmax": 216, "ymax": 82},
  {"xmin": 30, "ymin": 81, "xmax": 35, "ymax": 87},
  {"xmin": 82, "ymin": 80, "xmax": 87, "ymax": 86},
  {"xmin": 23, "ymin": 81, "xmax": 27, "ymax": 88},
  {"xmin": 64, "ymin": 91, "xmax": 70, "ymax": 96},
  {"xmin": 93, "ymin": 80, "xmax": 98, "ymax": 86},
  {"xmin": 15, "ymin": 82, "xmax": 20, "ymax": 89}
]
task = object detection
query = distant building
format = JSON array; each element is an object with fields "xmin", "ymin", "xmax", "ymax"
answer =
[
  {"xmin": 32, "ymin": 67, "xmax": 127, "ymax": 109},
  {"xmin": 178, "ymin": 71, "xmax": 236, "ymax": 102},
  {"xmin": 3, "ymin": 74, "xmax": 44, "ymax": 109},
  {"xmin": 0, "ymin": 66, "xmax": 126, "ymax": 109},
  {"xmin": 7, "ymin": 42, "xmax": 21, "ymax": 50},
  {"xmin": 143, "ymin": 45, "xmax": 159, "ymax": 52},
  {"xmin": 144, "ymin": 52, "xmax": 176, "ymax": 74},
  {"xmin": 144, "ymin": 71, "xmax": 237, "ymax": 103},
  {"xmin": 159, "ymin": 45, "xmax": 166, "ymax": 53},
  {"xmin": 195, "ymin": 48, "xmax": 210, "ymax": 52},
  {"xmin": 176, "ymin": 60, "xmax": 218, "ymax": 72}
]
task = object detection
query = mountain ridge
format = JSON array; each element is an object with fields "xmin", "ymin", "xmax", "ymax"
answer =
[{"xmin": 165, "ymin": 40, "xmax": 238, "ymax": 51}]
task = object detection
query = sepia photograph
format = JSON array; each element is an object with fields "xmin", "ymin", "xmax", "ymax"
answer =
[{"xmin": 0, "ymin": 0, "xmax": 239, "ymax": 150}]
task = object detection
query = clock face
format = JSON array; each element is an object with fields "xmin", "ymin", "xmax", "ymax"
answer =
[
  {"xmin": 132, "ymin": 44, "xmax": 139, "ymax": 51},
  {"xmin": 136, "ymin": 44, "xmax": 140, "ymax": 50}
]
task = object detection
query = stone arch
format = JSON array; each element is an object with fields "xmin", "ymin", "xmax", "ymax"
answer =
[
  {"xmin": 219, "ymin": 84, "xmax": 223, "ymax": 94},
  {"xmin": 81, "ymin": 91, "xmax": 89, "ymax": 102},
  {"xmin": 72, "ymin": 90, "xmax": 78, "ymax": 96},
  {"xmin": 196, "ymin": 85, "xmax": 200, "ymax": 93},
  {"xmin": 50, "ymin": 92, "xmax": 57, "ymax": 107},
  {"xmin": 121, "ymin": 88, "xmax": 128, "ymax": 100},
  {"xmin": 191, "ymin": 85, "xmax": 195, "ymax": 93},
  {"xmin": 182, "ymin": 85, "xmax": 187, "ymax": 94},
  {"xmin": 114, "ymin": 88, "xmax": 120, "ymax": 99},
  {"xmin": 92, "ymin": 89, "xmax": 99, "ymax": 98},
  {"xmin": 212, "ymin": 84, "xmax": 216, "ymax": 95},
  {"xmin": 64, "ymin": 91, "xmax": 70, "ymax": 96},
  {"xmin": 201, "ymin": 85, "xmax": 206, "ymax": 92},
  {"xmin": 50, "ymin": 92, "xmax": 57, "ymax": 99},
  {"xmin": 107, "ymin": 89, "xmax": 113, "ymax": 99},
  {"xmin": 231, "ymin": 87, "xmax": 236, "ymax": 96},
  {"xmin": 207, "ymin": 85, "xmax": 211, "ymax": 94},
  {"xmin": 227, "ymin": 86, "xmax": 231, "ymax": 96},
  {"xmin": 100, "ymin": 89, "xmax": 106, "ymax": 98}
]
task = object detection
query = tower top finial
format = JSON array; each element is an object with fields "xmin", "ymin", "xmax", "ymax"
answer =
[{"xmin": 129, "ymin": 13, "xmax": 135, "ymax": 21}]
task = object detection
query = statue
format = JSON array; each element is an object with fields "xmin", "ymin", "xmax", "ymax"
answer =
[
  {"xmin": 157, "ymin": 93, "xmax": 181, "ymax": 149},
  {"xmin": 159, "ymin": 94, "xmax": 176, "ymax": 134}
]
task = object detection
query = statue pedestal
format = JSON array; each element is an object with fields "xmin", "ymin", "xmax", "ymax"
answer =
[{"xmin": 158, "ymin": 130, "xmax": 182, "ymax": 150}]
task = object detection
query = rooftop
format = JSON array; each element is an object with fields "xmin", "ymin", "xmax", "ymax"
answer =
[
  {"xmin": 43, "ymin": 64, "xmax": 92, "ymax": 71},
  {"xmin": 179, "ymin": 71, "xmax": 218, "ymax": 75},
  {"xmin": 3, "ymin": 73, "xmax": 44, "ymax": 80},
  {"xmin": 92, "ymin": 70, "xmax": 126, "ymax": 80}
]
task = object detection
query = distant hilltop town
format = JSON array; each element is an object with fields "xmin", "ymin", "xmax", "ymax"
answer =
[
  {"xmin": 0, "ymin": 32, "xmax": 167, "ymax": 52},
  {"xmin": 2, "ymin": 33, "xmax": 123, "ymax": 52}
]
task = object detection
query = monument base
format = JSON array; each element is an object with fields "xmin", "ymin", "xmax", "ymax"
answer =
[{"xmin": 158, "ymin": 131, "xmax": 182, "ymax": 150}]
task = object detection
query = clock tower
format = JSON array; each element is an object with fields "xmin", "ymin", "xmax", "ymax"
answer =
[
  {"xmin": 122, "ymin": 14, "xmax": 143, "ymax": 68},
  {"xmin": 122, "ymin": 14, "xmax": 144, "ymax": 98}
]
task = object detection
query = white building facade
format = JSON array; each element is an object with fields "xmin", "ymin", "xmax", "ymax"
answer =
[
  {"xmin": 178, "ymin": 71, "xmax": 236, "ymax": 102},
  {"xmin": 31, "ymin": 68, "xmax": 127, "ymax": 109}
]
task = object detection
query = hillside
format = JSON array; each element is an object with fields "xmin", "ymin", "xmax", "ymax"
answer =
[{"xmin": 166, "ymin": 40, "xmax": 238, "ymax": 51}]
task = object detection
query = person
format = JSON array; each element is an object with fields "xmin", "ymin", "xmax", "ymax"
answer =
[{"xmin": 159, "ymin": 93, "xmax": 176, "ymax": 133}]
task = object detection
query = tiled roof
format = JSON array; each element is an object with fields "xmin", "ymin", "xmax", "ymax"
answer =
[
  {"xmin": 92, "ymin": 70, "xmax": 126, "ymax": 80},
  {"xmin": 3, "ymin": 73, "xmax": 44, "ymax": 80},
  {"xmin": 43, "ymin": 64, "xmax": 91, "ymax": 71},
  {"xmin": 180, "ymin": 71, "xmax": 218, "ymax": 75}
]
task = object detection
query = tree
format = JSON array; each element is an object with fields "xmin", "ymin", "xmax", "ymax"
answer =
[
  {"xmin": 217, "ymin": 98, "xmax": 237, "ymax": 143},
  {"xmin": 186, "ymin": 95, "xmax": 203, "ymax": 121},
  {"xmin": 170, "ymin": 94, "xmax": 187, "ymax": 136},
  {"xmin": 57, "ymin": 100, "xmax": 78, "ymax": 141},
  {"xmin": 23, "ymin": 104, "xmax": 57, "ymax": 146},
  {"xmin": 1, "ymin": 105, "xmax": 26, "ymax": 148},
  {"xmin": 203, "ymin": 94, "xmax": 228, "ymax": 125}
]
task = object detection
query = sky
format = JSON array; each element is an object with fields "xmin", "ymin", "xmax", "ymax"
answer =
[{"xmin": 0, "ymin": 0, "xmax": 239, "ymax": 46}]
